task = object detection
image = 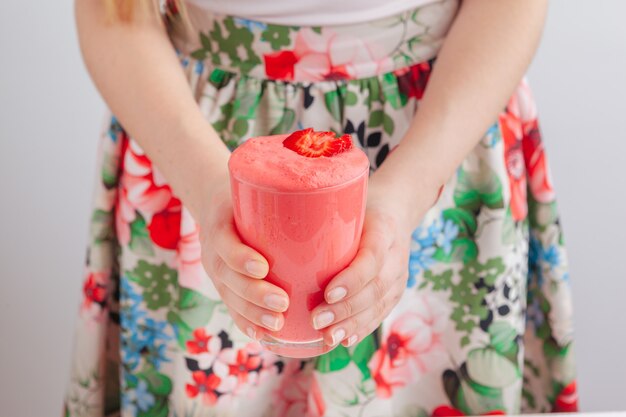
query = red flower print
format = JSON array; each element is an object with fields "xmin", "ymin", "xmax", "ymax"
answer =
[
  {"xmin": 264, "ymin": 51, "xmax": 299, "ymax": 80},
  {"xmin": 395, "ymin": 61, "xmax": 431, "ymax": 100},
  {"xmin": 176, "ymin": 208, "xmax": 212, "ymax": 294},
  {"xmin": 148, "ymin": 198, "xmax": 182, "ymax": 250},
  {"xmin": 213, "ymin": 346, "xmax": 264, "ymax": 393},
  {"xmin": 226, "ymin": 350, "xmax": 262, "ymax": 385},
  {"xmin": 522, "ymin": 119, "xmax": 555, "ymax": 204},
  {"xmin": 500, "ymin": 100, "xmax": 528, "ymax": 222},
  {"xmin": 553, "ymin": 380, "xmax": 579, "ymax": 413},
  {"xmin": 186, "ymin": 328, "xmax": 212, "ymax": 354},
  {"xmin": 369, "ymin": 294, "xmax": 448, "ymax": 398},
  {"xmin": 82, "ymin": 272, "xmax": 107, "ymax": 309},
  {"xmin": 116, "ymin": 135, "xmax": 180, "ymax": 248},
  {"xmin": 185, "ymin": 371, "xmax": 221, "ymax": 405},
  {"xmin": 323, "ymin": 64, "xmax": 350, "ymax": 81},
  {"xmin": 263, "ymin": 28, "xmax": 396, "ymax": 82},
  {"xmin": 432, "ymin": 405, "xmax": 506, "ymax": 417},
  {"xmin": 274, "ymin": 360, "xmax": 326, "ymax": 417}
]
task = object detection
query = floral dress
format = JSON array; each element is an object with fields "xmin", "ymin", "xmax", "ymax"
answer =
[{"xmin": 65, "ymin": 0, "xmax": 578, "ymax": 416}]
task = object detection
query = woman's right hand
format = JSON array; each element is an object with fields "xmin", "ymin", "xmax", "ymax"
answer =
[{"xmin": 197, "ymin": 175, "xmax": 289, "ymax": 341}]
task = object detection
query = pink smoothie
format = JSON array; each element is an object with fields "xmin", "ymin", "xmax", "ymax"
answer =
[{"xmin": 228, "ymin": 134, "xmax": 369, "ymax": 357}]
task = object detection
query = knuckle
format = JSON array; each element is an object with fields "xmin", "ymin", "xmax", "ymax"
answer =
[
  {"xmin": 241, "ymin": 279, "xmax": 259, "ymax": 302},
  {"xmin": 376, "ymin": 298, "xmax": 386, "ymax": 318},
  {"xmin": 348, "ymin": 316, "xmax": 360, "ymax": 333},
  {"xmin": 242, "ymin": 302, "xmax": 258, "ymax": 321},
  {"xmin": 211, "ymin": 255, "xmax": 227, "ymax": 278},
  {"xmin": 342, "ymin": 298, "xmax": 354, "ymax": 318},
  {"xmin": 372, "ymin": 277, "xmax": 387, "ymax": 300}
]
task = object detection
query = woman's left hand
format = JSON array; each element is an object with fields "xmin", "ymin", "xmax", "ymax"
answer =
[{"xmin": 310, "ymin": 176, "xmax": 439, "ymax": 348}]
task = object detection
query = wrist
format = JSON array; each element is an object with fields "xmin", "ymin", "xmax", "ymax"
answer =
[{"xmin": 163, "ymin": 120, "xmax": 231, "ymax": 221}]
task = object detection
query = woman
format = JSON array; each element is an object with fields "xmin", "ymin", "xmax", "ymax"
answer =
[{"xmin": 66, "ymin": 0, "xmax": 578, "ymax": 416}]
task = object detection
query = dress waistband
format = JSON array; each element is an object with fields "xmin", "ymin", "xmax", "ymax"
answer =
[{"xmin": 166, "ymin": 0, "xmax": 460, "ymax": 82}]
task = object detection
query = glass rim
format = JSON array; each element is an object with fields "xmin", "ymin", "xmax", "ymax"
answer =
[{"xmin": 229, "ymin": 163, "xmax": 370, "ymax": 195}]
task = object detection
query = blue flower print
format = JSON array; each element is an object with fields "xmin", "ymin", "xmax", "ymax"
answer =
[
  {"xmin": 122, "ymin": 379, "xmax": 155, "ymax": 415},
  {"xmin": 234, "ymin": 17, "xmax": 268, "ymax": 32}
]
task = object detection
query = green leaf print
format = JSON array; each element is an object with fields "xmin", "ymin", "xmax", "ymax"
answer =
[
  {"xmin": 407, "ymin": 36, "xmax": 423, "ymax": 54},
  {"xmin": 443, "ymin": 208, "xmax": 478, "ymax": 236},
  {"xmin": 200, "ymin": 32, "xmax": 212, "ymax": 51},
  {"xmin": 368, "ymin": 110, "xmax": 384, "ymax": 128},
  {"xmin": 528, "ymin": 198, "xmax": 559, "ymax": 232},
  {"xmin": 383, "ymin": 113, "xmax": 395, "ymax": 136},
  {"xmin": 260, "ymin": 25, "xmax": 292, "ymax": 50},
  {"xmin": 167, "ymin": 288, "xmax": 220, "ymax": 349},
  {"xmin": 466, "ymin": 348, "xmax": 520, "ymax": 388},
  {"xmin": 381, "ymin": 73, "xmax": 407, "ymax": 110},
  {"xmin": 419, "ymin": 269, "xmax": 453, "ymax": 291},
  {"xmin": 457, "ymin": 379, "xmax": 506, "ymax": 415},
  {"xmin": 315, "ymin": 345, "xmax": 351, "ymax": 373},
  {"xmin": 522, "ymin": 387, "xmax": 537, "ymax": 410},
  {"xmin": 233, "ymin": 90, "xmax": 262, "ymax": 120},
  {"xmin": 167, "ymin": 311, "xmax": 193, "ymax": 349},
  {"xmin": 424, "ymin": 258, "xmax": 506, "ymax": 344},
  {"xmin": 351, "ymin": 333, "xmax": 377, "ymax": 380},
  {"xmin": 102, "ymin": 150, "xmax": 119, "ymax": 189},
  {"xmin": 324, "ymin": 90, "xmax": 343, "ymax": 122},
  {"xmin": 210, "ymin": 18, "xmax": 261, "ymax": 75},
  {"xmin": 190, "ymin": 49, "xmax": 207, "ymax": 61},
  {"xmin": 454, "ymin": 161, "xmax": 504, "ymax": 211},
  {"xmin": 488, "ymin": 321, "xmax": 518, "ymax": 358},
  {"xmin": 177, "ymin": 288, "xmax": 220, "ymax": 330},
  {"xmin": 91, "ymin": 209, "xmax": 114, "ymax": 244},
  {"xmin": 434, "ymin": 208, "xmax": 479, "ymax": 263},
  {"xmin": 434, "ymin": 238, "xmax": 478, "ymax": 263},
  {"xmin": 129, "ymin": 212, "xmax": 155, "ymax": 257},
  {"xmin": 232, "ymin": 118, "xmax": 249, "ymax": 139},
  {"xmin": 137, "ymin": 367, "xmax": 173, "ymax": 396},
  {"xmin": 127, "ymin": 260, "xmax": 177, "ymax": 310},
  {"xmin": 345, "ymin": 91, "xmax": 358, "ymax": 106},
  {"xmin": 269, "ymin": 109, "xmax": 296, "ymax": 135}
]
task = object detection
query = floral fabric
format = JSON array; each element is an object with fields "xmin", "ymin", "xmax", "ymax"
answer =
[{"xmin": 65, "ymin": 1, "xmax": 578, "ymax": 416}]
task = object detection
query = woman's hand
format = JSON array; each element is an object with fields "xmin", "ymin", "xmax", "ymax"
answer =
[
  {"xmin": 197, "ymin": 175, "xmax": 290, "ymax": 341},
  {"xmin": 310, "ymin": 177, "xmax": 440, "ymax": 348}
]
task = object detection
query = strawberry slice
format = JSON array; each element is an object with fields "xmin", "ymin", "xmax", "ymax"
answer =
[{"xmin": 282, "ymin": 128, "xmax": 353, "ymax": 158}]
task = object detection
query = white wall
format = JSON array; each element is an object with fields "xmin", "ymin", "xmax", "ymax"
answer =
[{"xmin": 1, "ymin": 1, "xmax": 624, "ymax": 415}]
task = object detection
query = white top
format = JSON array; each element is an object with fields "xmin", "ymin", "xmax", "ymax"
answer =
[{"xmin": 185, "ymin": 0, "xmax": 441, "ymax": 26}]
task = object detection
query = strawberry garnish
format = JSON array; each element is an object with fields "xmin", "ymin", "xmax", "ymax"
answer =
[{"xmin": 282, "ymin": 128, "xmax": 353, "ymax": 158}]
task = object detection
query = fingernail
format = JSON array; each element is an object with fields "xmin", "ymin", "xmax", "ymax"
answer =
[
  {"xmin": 264, "ymin": 293, "xmax": 289, "ymax": 311},
  {"xmin": 331, "ymin": 328, "xmax": 346, "ymax": 345},
  {"xmin": 345, "ymin": 335, "xmax": 358, "ymax": 347},
  {"xmin": 245, "ymin": 260, "xmax": 268, "ymax": 278},
  {"xmin": 246, "ymin": 326, "xmax": 256, "ymax": 340},
  {"xmin": 313, "ymin": 311, "xmax": 335, "ymax": 330},
  {"xmin": 327, "ymin": 287, "xmax": 347, "ymax": 303},
  {"xmin": 261, "ymin": 314, "xmax": 281, "ymax": 331}
]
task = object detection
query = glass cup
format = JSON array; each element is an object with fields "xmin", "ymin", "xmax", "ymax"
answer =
[{"xmin": 228, "ymin": 165, "xmax": 369, "ymax": 358}]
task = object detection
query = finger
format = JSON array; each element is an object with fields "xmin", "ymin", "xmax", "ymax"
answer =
[
  {"xmin": 320, "ymin": 275, "xmax": 404, "ymax": 347},
  {"xmin": 313, "ymin": 276, "xmax": 388, "ymax": 330},
  {"xmin": 311, "ymin": 244, "xmax": 405, "ymax": 330},
  {"xmin": 324, "ymin": 214, "xmax": 393, "ymax": 304},
  {"xmin": 210, "ymin": 209, "xmax": 269, "ymax": 279},
  {"xmin": 226, "ymin": 307, "xmax": 267, "ymax": 342},
  {"xmin": 218, "ymin": 260, "xmax": 289, "ymax": 312},
  {"xmin": 217, "ymin": 283, "xmax": 285, "ymax": 332}
]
